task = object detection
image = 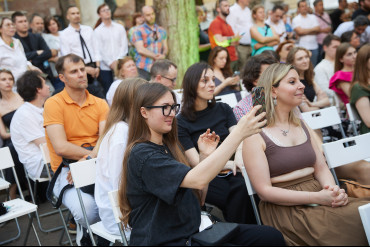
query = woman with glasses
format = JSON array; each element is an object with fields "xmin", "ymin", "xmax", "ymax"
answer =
[
  {"xmin": 176, "ymin": 63, "xmax": 257, "ymax": 224},
  {"xmin": 118, "ymin": 82, "xmax": 285, "ymax": 246},
  {"xmin": 250, "ymin": 5, "xmax": 280, "ymax": 56}
]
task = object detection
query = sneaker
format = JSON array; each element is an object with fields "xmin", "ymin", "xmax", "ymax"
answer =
[
  {"xmin": 76, "ymin": 223, "xmax": 83, "ymax": 246},
  {"xmin": 68, "ymin": 218, "xmax": 77, "ymax": 234},
  {"xmin": 76, "ymin": 224, "xmax": 93, "ymax": 246}
]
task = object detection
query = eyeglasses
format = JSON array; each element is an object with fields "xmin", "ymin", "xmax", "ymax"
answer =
[
  {"xmin": 162, "ymin": 76, "xmax": 176, "ymax": 83},
  {"xmin": 145, "ymin": 104, "xmax": 180, "ymax": 116}
]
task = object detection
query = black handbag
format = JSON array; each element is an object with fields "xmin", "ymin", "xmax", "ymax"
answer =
[
  {"xmin": 187, "ymin": 222, "xmax": 239, "ymax": 246},
  {"xmin": 0, "ymin": 203, "xmax": 8, "ymax": 216}
]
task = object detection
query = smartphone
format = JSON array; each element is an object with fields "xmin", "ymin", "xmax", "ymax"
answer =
[
  {"xmin": 233, "ymin": 71, "xmax": 240, "ymax": 77},
  {"xmin": 251, "ymin": 87, "xmax": 267, "ymax": 127}
]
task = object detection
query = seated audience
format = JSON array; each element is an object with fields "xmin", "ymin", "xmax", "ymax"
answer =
[
  {"xmin": 44, "ymin": 54, "xmax": 109, "ymax": 245},
  {"xmin": 341, "ymin": 30, "xmax": 361, "ymax": 49},
  {"xmin": 0, "ymin": 69, "xmax": 26, "ymax": 199},
  {"xmin": 276, "ymin": 40, "xmax": 295, "ymax": 63},
  {"xmin": 287, "ymin": 47, "xmax": 330, "ymax": 112},
  {"xmin": 10, "ymin": 71, "xmax": 50, "ymax": 181},
  {"xmin": 0, "ymin": 17, "xmax": 35, "ymax": 82},
  {"xmin": 150, "ymin": 59, "xmax": 178, "ymax": 91},
  {"xmin": 314, "ymin": 34, "xmax": 341, "ymax": 104},
  {"xmin": 96, "ymin": 78, "xmax": 146, "ymax": 237},
  {"xmin": 208, "ymin": 46, "xmax": 240, "ymax": 96},
  {"xmin": 350, "ymin": 43, "xmax": 370, "ymax": 134},
  {"xmin": 106, "ymin": 57, "xmax": 138, "ymax": 106},
  {"xmin": 250, "ymin": 5, "xmax": 280, "ymax": 56},
  {"xmin": 234, "ymin": 54, "xmax": 278, "ymax": 122},
  {"xmin": 334, "ymin": 15, "xmax": 370, "ymax": 46},
  {"xmin": 118, "ymin": 82, "xmax": 285, "ymax": 246},
  {"xmin": 242, "ymin": 63, "xmax": 370, "ymax": 246},
  {"xmin": 29, "ymin": 14, "xmax": 44, "ymax": 34},
  {"xmin": 177, "ymin": 63, "xmax": 256, "ymax": 224},
  {"xmin": 329, "ymin": 42, "xmax": 357, "ymax": 105}
]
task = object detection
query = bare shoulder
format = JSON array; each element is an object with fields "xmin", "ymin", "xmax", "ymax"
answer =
[{"xmin": 244, "ymin": 132, "xmax": 266, "ymax": 151}]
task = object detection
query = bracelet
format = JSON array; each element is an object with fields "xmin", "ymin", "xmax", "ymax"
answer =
[{"xmin": 83, "ymin": 155, "xmax": 92, "ymax": 160}]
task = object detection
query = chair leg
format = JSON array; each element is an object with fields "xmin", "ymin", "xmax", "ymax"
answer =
[
  {"xmin": 23, "ymin": 213, "xmax": 41, "ymax": 246},
  {"xmin": 118, "ymin": 223, "xmax": 129, "ymax": 246},
  {"xmin": 58, "ymin": 208, "xmax": 73, "ymax": 246},
  {"xmin": 0, "ymin": 218, "xmax": 22, "ymax": 245},
  {"xmin": 76, "ymin": 189, "xmax": 96, "ymax": 246},
  {"xmin": 250, "ymin": 195, "xmax": 262, "ymax": 225}
]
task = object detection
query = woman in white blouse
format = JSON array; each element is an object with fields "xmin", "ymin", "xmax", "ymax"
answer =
[
  {"xmin": 95, "ymin": 78, "xmax": 147, "ymax": 236},
  {"xmin": 0, "ymin": 17, "xmax": 38, "ymax": 83}
]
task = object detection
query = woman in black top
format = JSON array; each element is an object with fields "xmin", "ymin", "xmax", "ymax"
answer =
[
  {"xmin": 286, "ymin": 47, "xmax": 330, "ymax": 112},
  {"xmin": 177, "ymin": 63, "xmax": 256, "ymax": 225},
  {"xmin": 118, "ymin": 83, "xmax": 285, "ymax": 246}
]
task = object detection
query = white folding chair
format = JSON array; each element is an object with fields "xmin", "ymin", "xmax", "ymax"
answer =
[
  {"xmin": 89, "ymin": 191, "xmax": 130, "ymax": 246},
  {"xmin": 215, "ymin": 93, "xmax": 238, "ymax": 109},
  {"xmin": 240, "ymin": 167, "xmax": 262, "ymax": 225},
  {"xmin": 346, "ymin": 103, "xmax": 361, "ymax": 136},
  {"xmin": 322, "ymin": 133, "xmax": 370, "ymax": 186},
  {"xmin": 301, "ymin": 106, "xmax": 347, "ymax": 139},
  {"xmin": 0, "ymin": 147, "xmax": 41, "ymax": 246},
  {"xmin": 39, "ymin": 143, "xmax": 73, "ymax": 246},
  {"xmin": 359, "ymin": 203, "xmax": 370, "ymax": 245}
]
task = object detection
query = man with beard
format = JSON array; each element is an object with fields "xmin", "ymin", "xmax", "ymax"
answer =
[
  {"xmin": 208, "ymin": 0, "xmax": 241, "ymax": 71},
  {"xmin": 132, "ymin": 6, "xmax": 168, "ymax": 80}
]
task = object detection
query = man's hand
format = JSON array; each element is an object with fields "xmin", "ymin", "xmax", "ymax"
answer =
[
  {"xmin": 110, "ymin": 60, "xmax": 118, "ymax": 71},
  {"xmin": 37, "ymin": 50, "xmax": 44, "ymax": 55},
  {"xmin": 51, "ymin": 49, "xmax": 58, "ymax": 57},
  {"xmin": 67, "ymin": 171, "xmax": 73, "ymax": 185}
]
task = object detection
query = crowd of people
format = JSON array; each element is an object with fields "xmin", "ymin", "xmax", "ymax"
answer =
[{"xmin": 0, "ymin": 0, "xmax": 370, "ymax": 246}]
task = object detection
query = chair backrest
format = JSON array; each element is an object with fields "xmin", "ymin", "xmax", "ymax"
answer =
[
  {"xmin": 108, "ymin": 190, "xmax": 124, "ymax": 224},
  {"xmin": 215, "ymin": 93, "xmax": 238, "ymax": 108},
  {"xmin": 39, "ymin": 143, "xmax": 51, "ymax": 165},
  {"xmin": 240, "ymin": 167, "xmax": 256, "ymax": 196},
  {"xmin": 0, "ymin": 147, "xmax": 15, "ymax": 170},
  {"xmin": 69, "ymin": 159, "xmax": 97, "ymax": 189},
  {"xmin": 301, "ymin": 106, "xmax": 342, "ymax": 130},
  {"xmin": 359, "ymin": 203, "xmax": 370, "ymax": 245},
  {"xmin": 322, "ymin": 133, "xmax": 370, "ymax": 169},
  {"xmin": 346, "ymin": 103, "xmax": 361, "ymax": 122}
]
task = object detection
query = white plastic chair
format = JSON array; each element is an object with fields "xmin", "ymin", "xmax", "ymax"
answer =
[
  {"xmin": 215, "ymin": 93, "xmax": 238, "ymax": 109},
  {"xmin": 0, "ymin": 147, "xmax": 41, "ymax": 246},
  {"xmin": 346, "ymin": 103, "xmax": 361, "ymax": 136},
  {"xmin": 359, "ymin": 203, "xmax": 370, "ymax": 245},
  {"xmin": 301, "ymin": 106, "xmax": 347, "ymax": 138},
  {"xmin": 322, "ymin": 133, "xmax": 370, "ymax": 185},
  {"xmin": 240, "ymin": 167, "xmax": 262, "ymax": 225}
]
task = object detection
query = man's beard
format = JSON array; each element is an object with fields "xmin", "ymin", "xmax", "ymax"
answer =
[{"xmin": 221, "ymin": 10, "xmax": 229, "ymax": 17}]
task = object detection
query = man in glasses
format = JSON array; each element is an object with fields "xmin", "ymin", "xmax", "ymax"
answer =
[{"xmin": 132, "ymin": 6, "xmax": 168, "ymax": 80}]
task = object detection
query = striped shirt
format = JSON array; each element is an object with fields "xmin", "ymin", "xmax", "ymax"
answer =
[
  {"xmin": 233, "ymin": 94, "xmax": 253, "ymax": 122},
  {"xmin": 132, "ymin": 23, "xmax": 167, "ymax": 72}
]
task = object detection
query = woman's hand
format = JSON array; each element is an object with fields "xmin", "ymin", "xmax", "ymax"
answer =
[
  {"xmin": 198, "ymin": 129, "xmax": 220, "ymax": 158},
  {"xmin": 224, "ymin": 76, "xmax": 240, "ymax": 87},
  {"xmin": 237, "ymin": 105, "xmax": 267, "ymax": 139},
  {"xmin": 324, "ymin": 185, "xmax": 349, "ymax": 207}
]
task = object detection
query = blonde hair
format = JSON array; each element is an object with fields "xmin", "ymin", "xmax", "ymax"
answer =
[{"xmin": 257, "ymin": 63, "xmax": 301, "ymax": 127}]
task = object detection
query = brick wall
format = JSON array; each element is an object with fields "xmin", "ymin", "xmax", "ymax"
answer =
[{"xmin": 2, "ymin": 0, "xmax": 66, "ymax": 18}]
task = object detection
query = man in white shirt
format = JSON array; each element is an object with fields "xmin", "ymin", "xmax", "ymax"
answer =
[
  {"xmin": 293, "ymin": 0, "xmax": 320, "ymax": 66},
  {"xmin": 10, "ymin": 71, "xmax": 50, "ymax": 180},
  {"xmin": 265, "ymin": 5, "xmax": 286, "ymax": 50},
  {"xmin": 314, "ymin": 34, "xmax": 341, "ymax": 105},
  {"xmin": 94, "ymin": 3, "xmax": 128, "ymax": 94},
  {"xmin": 334, "ymin": 15, "xmax": 370, "ymax": 45},
  {"xmin": 226, "ymin": 0, "xmax": 253, "ymax": 69},
  {"xmin": 60, "ymin": 6, "xmax": 103, "ymax": 98}
]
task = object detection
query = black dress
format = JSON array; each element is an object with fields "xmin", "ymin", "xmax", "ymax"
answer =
[
  {"xmin": 2, "ymin": 111, "xmax": 26, "ymax": 187},
  {"xmin": 301, "ymin": 79, "xmax": 316, "ymax": 102}
]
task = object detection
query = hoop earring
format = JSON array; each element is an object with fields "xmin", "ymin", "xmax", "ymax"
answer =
[{"xmin": 273, "ymin": 97, "xmax": 277, "ymax": 106}]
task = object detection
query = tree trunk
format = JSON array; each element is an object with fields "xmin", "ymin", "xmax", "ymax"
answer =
[
  {"xmin": 135, "ymin": 0, "xmax": 146, "ymax": 12},
  {"xmin": 154, "ymin": 0, "xmax": 199, "ymax": 88}
]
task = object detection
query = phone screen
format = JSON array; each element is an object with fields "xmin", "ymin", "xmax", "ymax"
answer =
[{"xmin": 251, "ymin": 87, "xmax": 267, "ymax": 127}]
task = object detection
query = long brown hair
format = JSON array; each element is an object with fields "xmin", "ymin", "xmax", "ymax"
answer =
[
  {"xmin": 334, "ymin": 42, "xmax": 353, "ymax": 72},
  {"xmin": 119, "ymin": 83, "xmax": 190, "ymax": 228},
  {"xmin": 351, "ymin": 44, "xmax": 370, "ymax": 92},
  {"xmin": 286, "ymin": 47, "xmax": 314, "ymax": 86},
  {"xmin": 94, "ymin": 3, "xmax": 109, "ymax": 29},
  {"xmin": 0, "ymin": 69, "xmax": 15, "ymax": 99},
  {"xmin": 208, "ymin": 46, "xmax": 232, "ymax": 78},
  {"xmin": 95, "ymin": 78, "xmax": 148, "ymax": 152}
]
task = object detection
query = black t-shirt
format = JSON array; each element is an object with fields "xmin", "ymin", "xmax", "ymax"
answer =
[
  {"xmin": 127, "ymin": 142, "xmax": 200, "ymax": 246},
  {"xmin": 301, "ymin": 79, "xmax": 316, "ymax": 102},
  {"xmin": 177, "ymin": 102, "xmax": 237, "ymax": 151},
  {"xmin": 352, "ymin": 8, "xmax": 370, "ymax": 20},
  {"xmin": 330, "ymin": 9, "xmax": 344, "ymax": 32}
]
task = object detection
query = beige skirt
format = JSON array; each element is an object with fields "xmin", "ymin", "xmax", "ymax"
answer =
[{"xmin": 259, "ymin": 175, "xmax": 370, "ymax": 246}]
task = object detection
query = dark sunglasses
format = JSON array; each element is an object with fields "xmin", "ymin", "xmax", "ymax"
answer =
[{"xmin": 145, "ymin": 104, "xmax": 180, "ymax": 116}]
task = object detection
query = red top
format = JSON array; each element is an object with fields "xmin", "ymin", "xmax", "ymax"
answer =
[{"xmin": 208, "ymin": 16, "xmax": 238, "ymax": 62}]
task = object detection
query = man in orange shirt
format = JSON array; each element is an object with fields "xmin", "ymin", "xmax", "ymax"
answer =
[
  {"xmin": 208, "ymin": 0, "xmax": 241, "ymax": 71},
  {"xmin": 44, "ymin": 54, "xmax": 108, "ymax": 245}
]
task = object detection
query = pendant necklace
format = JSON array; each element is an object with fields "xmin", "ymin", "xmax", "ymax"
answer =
[
  {"xmin": 279, "ymin": 124, "xmax": 290, "ymax": 136},
  {"xmin": 10, "ymin": 42, "xmax": 14, "ymax": 48}
]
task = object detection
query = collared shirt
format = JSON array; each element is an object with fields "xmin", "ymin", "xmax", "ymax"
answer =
[
  {"xmin": 314, "ymin": 12, "xmax": 332, "ymax": 45},
  {"xmin": 0, "ymin": 37, "xmax": 30, "ymax": 82},
  {"xmin": 314, "ymin": 59, "xmax": 335, "ymax": 99},
  {"xmin": 132, "ymin": 23, "xmax": 167, "ymax": 72},
  {"xmin": 265, "ymin": 17, "xmax": 287, "ymax": 49},
  {"xmin": 233, "ymin": 94, "xmax": 253, "ymax": 122},
  {"xmin": 10, "ymin": 102, "xmax": 45, "ymax": 179},
  {"xmin": 334, "ymin": 21, "xmax": 370, "ymax": 45},
  {"xmin": 226, "ymin": 3, "xmax": 253, "ymax": 45},
  {"xmin": 60, "ymin": 24, "xmax": 101, "ymax": 64},
  {"xmin": 292, "ymin": 14, "xmax": 320, "ymax": 50},
  {"xmin": 43, "ymin": 89, "xmax": 109, "ymax": 171},
  {"xmin": 208, "ymin": 16, "xmax": 238, "ymax": 61},
  {"xmin": 94, "ymin": 21, "xmax": 128, "ymax": 71}
]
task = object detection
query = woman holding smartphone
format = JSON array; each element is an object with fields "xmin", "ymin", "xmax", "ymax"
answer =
[{"xmin": 118, "ymin": 82, "xmax": 285, "ymax": 246}]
